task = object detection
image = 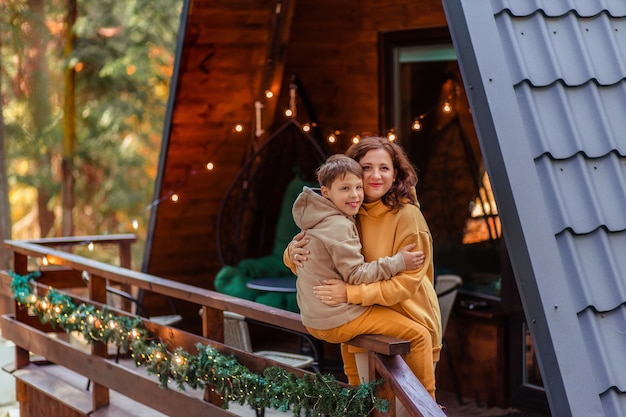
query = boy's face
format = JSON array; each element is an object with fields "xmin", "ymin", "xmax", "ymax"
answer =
[{"xmin": 321, "ymin": 172, "xmax": 364, "ymax": 216}]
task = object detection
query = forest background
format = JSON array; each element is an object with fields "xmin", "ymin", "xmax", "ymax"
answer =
[{"xmin": 0, "ymin": 0, "xmax": 182, "ymax": 270}]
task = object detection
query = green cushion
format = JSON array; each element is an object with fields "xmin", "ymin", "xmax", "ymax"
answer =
[{"xmin": 214, "ymin": 175, "xmax": 315, "ymax": 313}]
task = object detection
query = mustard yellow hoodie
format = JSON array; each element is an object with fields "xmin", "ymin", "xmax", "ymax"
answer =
[{"xmin": 351, "ymin": 198, "xmax": 442, "ymax": 361}]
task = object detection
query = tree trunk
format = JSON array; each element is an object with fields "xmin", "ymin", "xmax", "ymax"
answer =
[
  {"xmin": 26, "ymin": 0, "xmax": 55, "ymax": 237},
  {"xmin": 62, "ymin": 0, "xmax": 77, "ymax": 237},
  {"xmin": 0, "ymin": 63, "xmax": 13, "ymax": 314}
]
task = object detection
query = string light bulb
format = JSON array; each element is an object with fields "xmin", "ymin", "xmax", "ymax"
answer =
[
  {"xmin": 327, "ymin": 133, "xmax": 337, "ymax": 143},
  {"xmin": 171, "ymin": 194, "xmax": 179, "ymax": 203},
  {"xmin": 411, "ymin": 117, "xmax": 423, "ymax": 131},
  {"xmin": 234, "ymin": 124, "xmax": 244, "ymax": 133},
  {"xmin": 387, "ymin": 130, "xmax": 396, "ymax": 142},
  {"xmin": 206, "ymin": 162, "xmax": 214, "ymax": 171},
  {"xmin": 284, "ymin": 108, "xmax": 293, "ymax": 117},
  {"xmin": 442, "ymin": 99, "xmax": 452, "ymax": 113},
  {"xmin": 351, "ymin": 135, "xmax": 360, "ymax": 144},
  {"xmin": 302, "ymin": 123, "xmax": 311, "ymax": 132},
  {"xmin": 264, "ymin": 90, "xmax": 273, "ymax": 99}
]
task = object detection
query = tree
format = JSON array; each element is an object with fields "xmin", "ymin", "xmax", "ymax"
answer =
[{"xmin": 1, "ymin": 0, "xmax": 181, "ymax": 266}]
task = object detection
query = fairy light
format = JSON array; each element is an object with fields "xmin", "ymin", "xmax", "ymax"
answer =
[
  {"xmin": 284, "ymin": 108, "xmax": 293, "ymax": 117},
  {"xmin": 412, "ymin": 117, "xmax": 423, "ymax": 131},
  {"xmin": 351, "ymin": 135, "xmax": 360, "ymax": 144},
  {"xmin": 264, "ymin": 90, "xmax": 273, "ymax": 99},
  {"xmin": 170, "ymin": 194, "xmax": 179, "ymax": 203},
  {"xmin": 302, "ymin": 123, "xmax": 311, "ymax": 132},
  {"xmin": 130, "ymin": 328, "xmax": 141, "ymax": 340},
  {"xmin": 132, "ymin": 219, "xmax": 139, "ymax": 230},
  {"xmin": 442, "ymin": 99, "xmax": 452, "ymax": 113},
  {"xmin": 206, "ymin": 162, "xmax": 214, "ymax": 170},
  {"xmin": 387, "ymin": 130, "xmax": 396, "ymax": 142},
  {"xmin": 87, "ymin": 242, "xmax": 94, "ymax": 251},
  {"xmin": 234, "ymin": 124, "xmax": 244, "ymax": 133},
  {"xmin": 174, "ymin": 354, "xmax": 185, "ymax": 366}
]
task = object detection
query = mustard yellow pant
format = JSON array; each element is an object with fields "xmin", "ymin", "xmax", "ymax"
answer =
[{"xmin": 307, "ymin": 305, "xmax": 436, "ymax": 399}]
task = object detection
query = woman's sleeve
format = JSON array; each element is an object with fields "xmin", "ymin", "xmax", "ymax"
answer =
[
  {"xmin": 282, "ymin": 245, "xmax": 297, "ymax": 275},
  {"xmin": 346, "ymin": 208, "xmax": 433, "ymax": 306}
]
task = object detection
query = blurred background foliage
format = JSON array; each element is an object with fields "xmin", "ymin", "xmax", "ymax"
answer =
[{"xmin": 0, "ymin": 0, "xmax": 183, "ymax": 268}]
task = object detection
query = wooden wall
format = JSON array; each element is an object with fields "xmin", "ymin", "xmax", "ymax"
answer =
[{"xmin": 143, "ymin": 0, "xmax": 449, "ymax": 329}]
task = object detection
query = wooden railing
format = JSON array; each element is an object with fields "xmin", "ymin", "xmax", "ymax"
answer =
[{"xmin": 0, "ymin": 237, "xmax": 444, "ymax": 417}]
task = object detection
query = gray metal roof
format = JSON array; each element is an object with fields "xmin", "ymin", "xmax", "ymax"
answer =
[{"xmin": 441, "ymin": 1, "xmax": 626, "ymax": 416}]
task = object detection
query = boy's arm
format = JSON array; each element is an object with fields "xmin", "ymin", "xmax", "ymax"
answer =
[{"xmin": 330, "ymin": 224, "xmax": 410, "ymax": 285}]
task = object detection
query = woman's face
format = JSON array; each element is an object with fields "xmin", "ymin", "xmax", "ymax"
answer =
[{"xmin": 358, "ymin": 148, "xmax": 396, "ymax": 203}]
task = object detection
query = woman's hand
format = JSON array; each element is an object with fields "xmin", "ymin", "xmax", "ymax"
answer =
[
  {"xmin": 398, "ymin": 243, "xmax": 425, "ymax": 271},
  {"xmin": 288, "ymin": 231, "xmax": 310, "ymax": 267},
  {"xmin": 313, "ymin": 279, "xmax": 347, "ymax": 305}
]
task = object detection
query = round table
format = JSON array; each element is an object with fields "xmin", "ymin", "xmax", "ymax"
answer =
[{"xmin": 246, "ymin": 277, "xmax": 297, "ymax": 293}]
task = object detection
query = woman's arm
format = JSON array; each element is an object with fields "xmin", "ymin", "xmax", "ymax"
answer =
[
  {"xmin": 316, "ymin": 205, "xmax": 433, "ymax": 307},
  {"xmin": 282, "ymin": 231, "xmax": 309, "ymax": 273},
  {"xmin": 315, "ymin": 231, "xmax": 431, "ymax": 306}
]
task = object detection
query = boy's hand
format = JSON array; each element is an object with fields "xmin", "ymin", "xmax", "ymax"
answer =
[{"xmin": 399, "ymin": 243, "xmax": 425, "ymax": 270}]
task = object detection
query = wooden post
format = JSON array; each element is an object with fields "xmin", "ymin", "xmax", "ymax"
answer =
[
  {"xmin": 117, "ymin": 241, "xmax": 133, "ymax": 311},
  {"xmin": 13, "ymin": 252, "xmax": 30, "ymax": 369},
  {"xmin": 88, "ymin": 273, "xmax": 110, "ymax": 410},
  {"xmin": 201, "ymin": 305, "xmax": 225, "ymax": 405}
]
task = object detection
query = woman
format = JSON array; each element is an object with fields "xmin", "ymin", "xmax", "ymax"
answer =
[{"xmin": 285, "ymin": 136, "xmax": 442, "ymax": 400}]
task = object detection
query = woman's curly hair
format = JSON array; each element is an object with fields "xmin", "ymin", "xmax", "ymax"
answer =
[{"xmin": 345, "ymin": 136, "xmax": 418, "ymax": 210}]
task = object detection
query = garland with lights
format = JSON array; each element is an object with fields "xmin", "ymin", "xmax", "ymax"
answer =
[{"xmin": 9, "ymin": 271, "xmax": 388, "ymax": 417}]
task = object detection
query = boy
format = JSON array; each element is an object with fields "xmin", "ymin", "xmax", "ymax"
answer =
[{"xmin": 292, "ymin": 154, "xmax": 423, "ymax": 332}]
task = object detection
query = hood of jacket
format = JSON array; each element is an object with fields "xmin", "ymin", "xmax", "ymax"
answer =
[{"xmin": 292, "ymin": 186, "xmax": 353, "ymax": 230}]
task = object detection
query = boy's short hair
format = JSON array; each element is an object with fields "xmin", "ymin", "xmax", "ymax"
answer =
[{"xmin": 316, "ymin": 154, "xmax": 363, "ymax": 187}]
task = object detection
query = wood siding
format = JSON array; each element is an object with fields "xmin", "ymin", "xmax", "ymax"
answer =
[{"xmin": 144, "ymin": 0, "xmax": 448, "ymax": 330}]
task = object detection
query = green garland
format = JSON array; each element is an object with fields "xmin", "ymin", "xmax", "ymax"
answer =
[{"xmin": 9, "ymin": 271, "xmax": 388, "ymax": 417}]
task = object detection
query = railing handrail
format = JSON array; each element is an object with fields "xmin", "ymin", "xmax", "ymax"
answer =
[
  {"xmin": 24, "ymin": 234, "xmax": 137, "ymax": 246},
  {"xmin": 4, "ymin": 239, "xmax": 307, "ymax": 333}
]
